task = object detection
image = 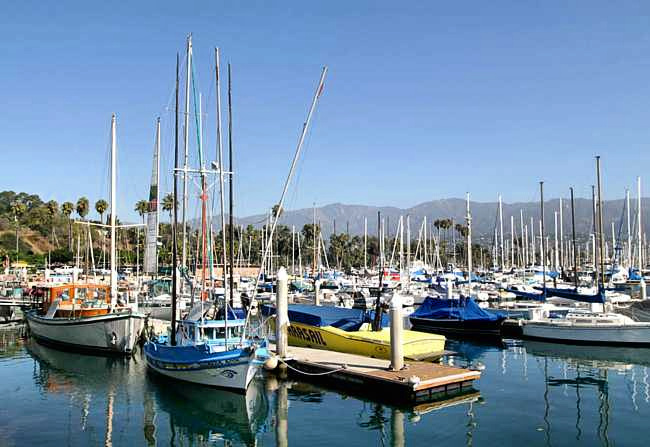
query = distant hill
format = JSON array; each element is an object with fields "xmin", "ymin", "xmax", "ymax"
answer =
[{"xmin": 235, "ymin": 198, "xmax": 650, "ymax": 239}]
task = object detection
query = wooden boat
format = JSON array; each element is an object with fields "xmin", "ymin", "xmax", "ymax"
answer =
[
  {"xmin": 26, "ymin": 114, "xmax": 144, "ymax": 356},
  {"xmin": 263, "ymin": 304, "xmax": 446, "ymax": 361},
  {"xmin": 26, "ymin": 283, "xmax": 145, "ymax": 355}
]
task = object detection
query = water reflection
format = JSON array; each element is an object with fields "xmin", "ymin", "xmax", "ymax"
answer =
[
  {"xmin": 4, "ymin": 325, "xmax": 649, "ymax": 446},
  {"xmin": 148, "ymin": 372, "xmax": 270, "ymax": 445}
]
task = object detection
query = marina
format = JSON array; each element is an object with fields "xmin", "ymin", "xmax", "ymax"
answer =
[{"xmin": 5, "ymin": 2, "xmax": 650, "ymax": 445}]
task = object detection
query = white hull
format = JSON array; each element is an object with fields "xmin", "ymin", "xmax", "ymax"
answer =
[
  {"xmin": 523, "ymin": 321, "xmax": 650, "ymax": 345},
  {"xmin": 146, "ymin": 356, "xmax": 259, "ymax": 390},
  {"xmin": 26, "ymin": 311, "xmax": 145, "ymax": 355}
]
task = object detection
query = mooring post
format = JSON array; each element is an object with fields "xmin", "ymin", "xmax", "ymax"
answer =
[
  {"xmin": 314, "ymin": 279, "xmax": 321, "ymax": 306},
  {"xmin": 390, "ymin": 293, "xmax": 404, "ymax": 371},
  {"xmin": 641, "ymin": 277, "xmax": 647, "ymax": 300},
  {"xmin": 446, "ymin": 278, "xmax": 453, "ymax": 299},
  {"xmin": 276, "ymin": 267, "xmax": 289, "ymax": 359}
]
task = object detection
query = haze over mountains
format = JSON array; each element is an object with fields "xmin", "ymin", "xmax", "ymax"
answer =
[{"xmin": 235, "ymin": 198, "xmax": 650, "ymax": 240}]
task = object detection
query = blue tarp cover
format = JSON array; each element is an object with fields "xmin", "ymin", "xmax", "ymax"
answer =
[
  {"xmin": 537, "ymin": 286, "xmax": 606, "ymax": 304},
  {"xmin": 261, "ymin": 304, "xmax": 389, "ymax": 329},
  {"xmin": 411, "ymin": 297, "xmax": 506, "ymax": 321}
]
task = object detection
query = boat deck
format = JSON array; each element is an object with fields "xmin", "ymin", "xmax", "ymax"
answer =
[{"xmin": 275, "ymin": 345, "xmax": 480, "ymax": 404}]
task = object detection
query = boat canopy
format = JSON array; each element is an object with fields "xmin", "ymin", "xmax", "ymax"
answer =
[
  {"xmin": 261, "ymin": 304, "xmax": 388, "ymax": 329},
  {"xmin": 539, "ymin": 286, "xmax": 606, "ymax": 304},
  {"xmin": 412, "ymin": 297, "xmax": 506, "ymax": 322}
]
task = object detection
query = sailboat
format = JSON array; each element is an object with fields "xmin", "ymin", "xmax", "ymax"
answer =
[
  {"xmin": 409, "ymin": 194, "xmax": 507, "ymax": 337},
  {"xmin": 26, "ymin": 115, "xmax": 145, "ymax": 355},
  {"xmin": 523, "ymin": 160, "xmax": 650, "ymax": 346},
  {"xmin": 144, "ymin": 42, "xmax": 268, "ymax": 391}
]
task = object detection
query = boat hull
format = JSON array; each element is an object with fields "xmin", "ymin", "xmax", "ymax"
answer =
[
  {"xmin": 281, "ymin": 320, "xmax": 445, "ymax": 361},
  {"xmin": 522, "ymin": 321, "xmax": 650, "ymax": 346},
  {"xmin": 26, "ymin": 310, "xmax": 145, "ymax": 355},
  {"xmin": 144, "ymin": 346, "xmax": 259, "ymax": 391},
  {"xmin": 409, "ymin": 316, "xmax": 504, "ymax": 337}
]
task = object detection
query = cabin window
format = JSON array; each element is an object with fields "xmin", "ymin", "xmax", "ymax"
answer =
[
  {"xmin": 75, "ymin": 288, "xmax": 88, "ymax": 300},
  {"xmin": 187, "ymin": 325, "xmax": 195, "ymax": 340},
  {"xmin": 216, "ymin": 327, "xmax": 226, "ymax": 338},
  {"xmin": 96, "ymin": 289, "xmax": 107, "ymax": 303},
  {"xmin": 55, "ymin": 289, "xmax": 71, "ymax": 302}
]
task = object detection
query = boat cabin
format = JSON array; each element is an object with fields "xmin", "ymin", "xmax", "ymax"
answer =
[
  {"xmin": 36, "ymin": 284, "xmax": 112, "ymax": 318},
  {"xmin": 175, "ymin": 318, "xmax": 247, "ymax": 347}
]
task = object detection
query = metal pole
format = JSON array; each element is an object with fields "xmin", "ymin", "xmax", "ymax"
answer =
[
  {"xmin": 181, "ymin": 34, "xmax": 192, "ymax": 272},
  {"xmin": 276, "ymin": 267, "xmax": 288, "ymax": 358},
  {"xmin": 540, "ymin": 182, "xmax": 546, "ymax": 296},
  {"xmin": 596, "ymin": 156, "xmax": 606, "ymax": 287},
  {"xmin": 570, "ymin": 187, "xmax": 578, "ymax": 289},
  {"xmin": 171, "ymin": 54, "xmax": 180, "ymax": 345},
  {"xmin": 109, "ymin": 114, "xmax": 117, "ymax": 306}
]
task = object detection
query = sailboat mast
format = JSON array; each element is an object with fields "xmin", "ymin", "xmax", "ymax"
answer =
[
  {"xmin": 570, "ymin": 187, "xmax": 578, "ymax": 289},
  {"xmin": 466, "ymin": 193, "xmax": 472, "ymax": 291},
  {"xmin": 228, "ymin": 63, "xmax": 235, "ymax": 309},
  {"xmin": 109, "ymin": 114, "xmax": 117, "ymax": 306},
  {"xmin": 363, "ymin": 216, "xmax": 367, "ymax": 270},
  {"xmin": 638, "ymin": 177, "xmax": 643, "ymax": 271},
  {"xmin": 540, "ymin": 182, "xmax": 546, "ymax": 295},
  {"xmin": 214, "ymin": 47, "xmax": 228, "ymax": 315},
  {"xmin": 499, "ymin": 194, "xmax": 504, "ymax": 270},
  {"xmin": 627, "ymin": 188, "xmax": 632, "ymax": 267},
  {"xmin": 171, "ymin": 54, "xmax": 180, "ymax": 346},
  {"xmin": 596, "ymin": 156, "xmax": 606, "ymax": 287},
  {"xmin": 181, "ymin": 34, "xmax": 192, "ymax": 272}
]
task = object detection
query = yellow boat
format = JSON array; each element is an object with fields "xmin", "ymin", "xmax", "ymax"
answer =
[{"xmin": 264, "ymin": 304, "xmax": 445, "ymax": 361}]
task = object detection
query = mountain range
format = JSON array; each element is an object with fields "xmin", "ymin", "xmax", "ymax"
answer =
[{"xmin": 234, "ymin": 198, "xmax": 650, "ymax": 241}]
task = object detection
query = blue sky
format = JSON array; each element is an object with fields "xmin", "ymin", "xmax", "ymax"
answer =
[{"xmin": 2, "ymin": 1, "xmax": 650, "ymax": 220}]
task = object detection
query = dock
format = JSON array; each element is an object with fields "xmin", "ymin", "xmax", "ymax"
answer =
[{"xmin": 274, "ymin": 345, "xmax": 481, "ymax": 405}]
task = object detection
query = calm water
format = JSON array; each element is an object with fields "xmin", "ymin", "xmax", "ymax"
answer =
[{"xmin": 2, "ymin": 326, "xmax": 650, "ymax": 446}]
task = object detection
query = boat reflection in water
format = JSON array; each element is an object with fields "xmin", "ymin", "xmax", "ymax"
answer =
[
  {"xmin": 24, "ymin": 338, "xmax": 271, "ymax": 446},
  {"xmin": 147, "ymin": 371, "xmax": 270, "ymax": 445}
]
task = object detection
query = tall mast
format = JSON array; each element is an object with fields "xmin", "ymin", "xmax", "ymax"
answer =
[
  {"xmin": 372, "ymin": 211, "xmax": 384, "ymax": 331},
  {"xmin": 570, "ymin": 187, "xmax": 578, "ymax": 289},
  {"xmin": 554, "ymin": 212, "xmax": 558, "ymax": 271},
  {"xmin": 171, "ymin": 54, "xmax": 180, "ymax": 346},
  {"xmin": 109, "ymin": 114, "xmax": 117, "ymax": 306},
  {"xmin": 592, "ymin": 184, "xmax": 598, "ymax": 278},
  {"xmin": 510, "ymin": 215, "xmax": 515, "ymax": 269},
  {"xmin": 520, "ymin": 210, "xmax": 525, "ymax": 268},
  {"xmin": 540, "ymin": 182, "xmax": 546, "ymax": 296},
  {"xmin": 214, "ymin": 48, "xmax": 228, "ymax": 328},
  {"xmin": 466, "ymin": 193, "xmax": 472, "ymax": 292},
  {"xmin": 627, "ymin": 188, "xmax": 632, "ymax": 267},
  {"xmin": 228, "ymin": 63, "xmax": 235, "ymax": 309},
  {"xmin": 363, "ymin": 216, "xmax": 367, "ymax": 270},
  {"xmin": 560, "ymin": 197, "xmax": 564, "ymax": 271},
  {"xmin": 312, "ymin": 203, "xmax": 316, "ymax": 275},
  {"xmin": 181, "ymin": 34, "xmax": 192, "ymax": 272},
  {"xmin": 596, "ymin": 156, "xmax": 605, "ymax": 287},
  {"xmin": 638, "ymin": 177, "xmax": 643, "ymax": 271},
  {"xmin": 498, "ymin": 195, "xmax": 504, "ymax": 270},
  {"xmin": 530, "ymin": 217, "xmax": 535, "ymax": 265}
]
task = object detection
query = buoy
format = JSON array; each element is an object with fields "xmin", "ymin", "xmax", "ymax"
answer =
[{"xmin": 264, "ymin": 355, "xmax": 279, "ymax": 371}]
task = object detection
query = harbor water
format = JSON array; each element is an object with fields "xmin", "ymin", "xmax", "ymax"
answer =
[{"xmin": 1, "ymin": 325, "xmax": 649, "ymax": 446}]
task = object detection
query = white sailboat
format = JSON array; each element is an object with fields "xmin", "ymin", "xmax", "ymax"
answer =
[
  {"xmin": 26, "ymin": 114, "xmax": 145, "ymax": 355},
  {"xmin": 523, "ymin": 160, "xmax": 650, "ymax": 346}
]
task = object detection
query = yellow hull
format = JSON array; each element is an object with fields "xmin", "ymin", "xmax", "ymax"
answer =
[{"xmin": 273, "ymin": 319, "xmax": 446, "ymax": 361}]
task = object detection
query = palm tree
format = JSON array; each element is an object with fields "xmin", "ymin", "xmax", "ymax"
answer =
[
  {"xmin": 95, "ymin": 199, "xmax": 108, "ymax": 268},
  {"xmin": 162, "ymin": 194, "xmax": 174, "ymax": 221},
  {"xmin": 46, "ymin": 200, "xmax": 59, "ymax": 249},
  {"xmin": 272, "ymin": 204, "xmax": 283, "ymax": 221},
  {"xmin": 62, "ymin": 201, "xmax": 74, "ymax": 250},
  {"xmin": 95, "ymin": 199, "xmax": 108, "ymax": 224},
  {"xmin": 135, "ymin": 200, "xmax": 149, "ymax": 224},
  {"xmin": 76, "ymin": 197, "xmax": 89, "ymax": 220},
  {"xmin": 10, "ymin": 201, "xmax": 27, "ymax": 257}
]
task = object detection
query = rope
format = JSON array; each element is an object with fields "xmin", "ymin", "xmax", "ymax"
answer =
[{"xmin": 277, "ymin": 357, "xmax": 347, "ymax": 376}]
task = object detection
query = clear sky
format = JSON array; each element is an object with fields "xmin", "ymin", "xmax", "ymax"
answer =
[{"xmin": 2, "ymin": 1, "xmax": 650, "ymax": 221}]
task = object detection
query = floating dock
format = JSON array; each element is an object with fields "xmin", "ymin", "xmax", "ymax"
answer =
[{"xmin": 274, "ymin": 345, "xmax": 481, "ymax": 404}]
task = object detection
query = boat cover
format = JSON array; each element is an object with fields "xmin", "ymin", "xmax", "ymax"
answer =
[
  {"xmin": 411, "ymin": 297, "xmax": 506, "ymax": 321},
  {"xmin": 261, "ymin": 304, "xmax": 388, "ymax": 329},
  {"xmin": 536, "ymin": 286, "xmax": 605, "ymax": 304}
]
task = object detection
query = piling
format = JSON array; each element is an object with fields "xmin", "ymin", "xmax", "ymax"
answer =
[
  {"xmin": 446, "ymin": 278, "xmax": 453, "ymax": 299},
  {"xmin": 314, "ymin": 279, "xmax": 321, "ymax": 306},
  {"xmin": 389, "ymin": 293, "xmax": 404, "ymax": 371},
  {"xmin": 276, "ymin": 267, "xmax": 289, "ymax": 359},
  {"xmin": 641, "ymin": 278, "xmax": 647, "ymax": 300}
]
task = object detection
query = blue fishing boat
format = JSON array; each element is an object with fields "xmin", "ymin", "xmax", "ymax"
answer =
[{"xmin": 144, "ymin": 309, "xmax": 269, "ymax": 391}]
